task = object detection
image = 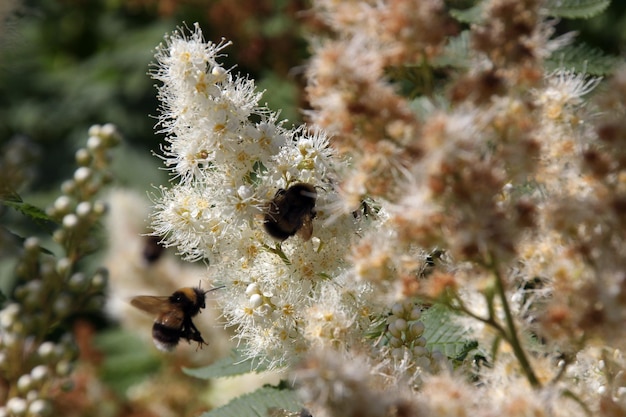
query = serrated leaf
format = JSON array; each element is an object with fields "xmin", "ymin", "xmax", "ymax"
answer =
[
  {"xmin": 422, "ymin": 304, "xmax": 474, "ymax": 359},
  {"xmin": 546, "ymin": 42, "xmax": 621, "ymax": 75},
  {"xmin": 183, "ymin": 349, "xmax": 271, "ymax": 380},
  {"xmin": 545, "ymin": 0, "xmax": 610, "ymax": 19},
  {"xmin": 200, "ymin": 386, "xmax": 302, "ymax": 417},
  {"xmin": 431, "ymin": 30, "xmax": 472, "ymax": 68},
  {"xmin": 1, "ymin": 187, "xmax": 56, "ymax": 229},
  {"xmin": 450, "ymin": 3, "xmax": 485, "ymax": 24}
]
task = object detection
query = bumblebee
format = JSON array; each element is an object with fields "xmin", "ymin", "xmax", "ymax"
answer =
[
  {"xmin": 131, "ymin": 286, "xmax": 219, "ymax": 352},
  {"xmin": 263, "ymin": 183, "xmax": 317, "ymax": 241}
]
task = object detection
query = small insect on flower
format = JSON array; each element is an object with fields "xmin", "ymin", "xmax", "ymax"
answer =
[
  {"xmin": 131, "ymin": 286, "xmax": 222, "ymax": 352},
  {"xmin": 264, "ymin": 183, "xmax": 317, "ymax": 241}
]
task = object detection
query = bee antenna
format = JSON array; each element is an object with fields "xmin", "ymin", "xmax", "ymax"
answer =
[{"xmin": 204, "ymin": 285, "xmax": 225, "ymax": 295}]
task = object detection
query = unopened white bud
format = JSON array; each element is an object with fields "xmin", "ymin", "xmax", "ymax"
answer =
[
  {"xmin": 86, "ymin": 136, "xmax": 102, "ymax": 150},
  {"xmin": 75, "ymin": 148, "xmax": 91, "ymax": 166},
  {"xmin": 212, "ymin": 66, "xmax": 226, "ymax": 82},
  {"xmin": 60, "ymin": 179, "xmax": 76, "ymax": 194},
  {"xmin": 250, "ymin": 293, "xmax": 263, "ymax": 308},
  {"xmin": 62, "ymin": 214, "xmax": 79, "ymax": 229},
  {"xmin": 76, "ymin": 201, "xmax": 92, "ymax": 217},
  {"xmin": 73, "ymin": 167, "xmax": 91, "ymax": 183},
  {"xmin": 16, "ymin": 374, "xmax": 32, "ymax": 393},
  {"xmin": 23, "ymin": 237, "xmax": 40, "ymax": 252},
  {"xmin": 245, "ymin": 283, "xmax": 259, "ymax": 296},
  {"xmin": 6, "ymin": 397, "xmax": 27, "ymax": 416},
  {"xmin": 37, "ymin": 342, "xmax": 56, "ymax": 360},
  {"xmin": 92, "ymin": 200, "xmax": 107, "ymax": 215},
  {"xmin": 88, "ymin": 125, "xmax": 101, "ymax": 137},
  {"xmin": 30, "ymin": 365, "xmax": 49, "ymax": 383},
  {"xmin": 28, "ymin": 399, "xmax": 52, "ymax": 417}
]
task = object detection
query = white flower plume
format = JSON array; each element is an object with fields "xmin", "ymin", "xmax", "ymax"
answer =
[{"xmin": 149, "ymin": 23, "xmax": 389, "ymax": 369}]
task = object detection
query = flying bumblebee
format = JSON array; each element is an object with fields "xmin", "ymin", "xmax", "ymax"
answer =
[
  {"xmin": 131, "ymin": 286, "xmax": 221, "ymax": 352},
  {"xmin": 263, "ymin": 182, "xmax": 317, "ymax": 241}
]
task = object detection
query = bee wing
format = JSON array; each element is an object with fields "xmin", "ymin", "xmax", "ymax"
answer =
[
  {"xmin": 162, "ymin": 309, "xmax": 185, "ymax": 328},
  {"xmin": 130, "ymin": 295, "xmax": 171, "ymax": 315}
]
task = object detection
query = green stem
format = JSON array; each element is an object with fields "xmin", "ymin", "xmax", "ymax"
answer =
[
  {"xmin": 491, "ymin": 258, "xmax": 541, "ymax": 388},
  {"xmin": 261, "ymin": 242, "xmax": 291, "ymax": 265}
]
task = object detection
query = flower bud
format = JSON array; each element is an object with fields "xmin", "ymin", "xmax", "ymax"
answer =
[
  {"xmin": 53, "ymin": 196, "xmax": 72, "ymax": 213},
  {"xmin": 0, "ymin": 303, "xmax": 20, "ymax": 329},
  {"xmin": 394, "ymin": 318, "xmax": 407, "ymax": 331},
  {"xmin": 56, "ymin": 258, "xmax": 72, "ymax": 276},
  {"xmin": 88, "ymin": 125, "xmax": 101, "ymax": 137},
  {"xmin": 53, "ymin": 294, "xmax": 72, "ymax": 318},
  {"xmin": 86, "ymin": 136, "xmax": 102, "ymax": 150},
  {"xmin": 52, "ymin": 229, "xmax": 66, "ymax": 244},
  {"xmin": 37, "ymin": 342, "xmax": 56, "ymax": 361},
  {"xmin": 73, "ymin": 167, "xmax": 91, "ymax": 184},
  {"xmin": 250, "ymin": 293, "xmax": 263, "ymax": 308},
  {"xmin": 76, "ymin": 201, "xmax": 92, "ymax": 217},
  {"xmin": 388, "ymin": 337, "xmax": 403, "ymax": 348},
  {"xmin": 391, "ymin": 347, "xmax": 405, "ymax": 360},
  {"xmin": 245, "ymin": 283, "xmax": 259, "ymax": 296},
  {"xmin": 101, "ymin": 123, "xmax": 118, "ymax": 140},
  {"xmin": 16, "ymin": 374, "xmax": 32, "ymax": 393},
  {"xmin": 68, "ymin": 273, "xmax": 87, "ymax": 292},
  {"xmin": 92, "ymin": 200, "xmax": 107, "ymax": 215},
  {"xmin": 56, "ymin": 359, "xmax": 73, "ymax": 377},
  {"xmin": 412, "ymin": 345, "xmax": 428, "ymax": 357},
  {"xmin": 6, "ymin": 397, "xmax": 27, "ymax": 416},
  {"xmin": 62, "ymin": 214, "xmax": 79, "ymax": 229},
  {"xmin": 60, "ymin": 179, "xmax": 76, "ymax": 194},
  {"xmin": 388, "ymin": 321, "xmax": 403, "ymax": 339},
  {"xmin": 391, "ymin": 302, "xmax": 404, "ymax": 317},
  {"xmin": 30, "ymin": 365, "xmax": 49, "ymax": 383},
  {"xmin": 28, "ymin": 399, "xmax": 52, "ymax": 417},
  {"xmin": 75, "ymin": 148, "xmax": 91, "ymax": 166},
  {"xmin": 90, "ymin": 269, "xmax": 108, "ymax": 291},
  {"xmin": 409, "ymin": 321, "xmax": 425, "ymax": 338},
  {"xmin": 415, "ymin": 356, "xmax": 431, "ymax": 370},
  {"xmin": 23, "ymin": 237, "xmax": 40, "ymax": 252}
]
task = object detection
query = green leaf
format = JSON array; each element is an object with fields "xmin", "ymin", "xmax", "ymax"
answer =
[
  {"xmin": 546, "ymin": 42, "xmax": 621, "ymax": 75},
  {"xmin": 431, "ymin": 31, "xmax": 472, "ymax": 69},
  {"xmin": 545, "ymin": 0, "xmax": 610, "ymax": 19},
  {"xmin": 183, "ymin": 349, "xmax": 271, "ymax": 380},
  {"xmin": 0, "ymin": 187, "xmax": 56, "ymax": 229},
  {"xmin": 200, "ymin": 385, "xmax": 302, "ymax": 417},
  {"xmin": 422, "ymin": 304, "xmax": 475, "ymax": 359},
  {"xmin": 450, "ymin": 3, "xmax": 485, "ymax": 24},
  {"xmin": 94, "ymin": 329, "xmax": 161, "ymax": 395}
]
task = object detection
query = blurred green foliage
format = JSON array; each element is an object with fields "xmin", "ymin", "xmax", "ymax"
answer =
[{"xmin": 0, "ymin": 0, "xmax": 308, "ymax": 194}]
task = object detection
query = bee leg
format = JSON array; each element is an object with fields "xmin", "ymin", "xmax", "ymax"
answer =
[{"xmin": 182, "ymin": 319, "xmax": 207, "ymax": 349}]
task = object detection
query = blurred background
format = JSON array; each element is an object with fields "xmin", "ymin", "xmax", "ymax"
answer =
[
  {"xmin": 0, "ymin": 0, "xmax": 625, "ymax": 416},
  {"xmin": 0, "ymin": 0, "xmax": 312, "ymax": 197},
  {"xmin": 1, "ymin": 0, "xmax": 625, "ymax": 196}
]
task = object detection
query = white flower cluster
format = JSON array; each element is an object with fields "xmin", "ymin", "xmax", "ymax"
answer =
[
  {"xmin": 151, "ymin": 24, "xmax": 338, "ymax": 262},
  {"xmin": 150, "ymin": 24, "xmax": 387, "ymax": 368}
]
